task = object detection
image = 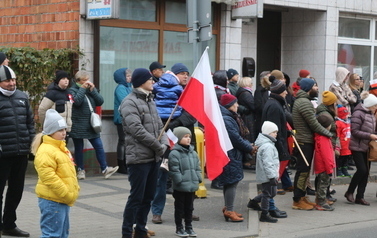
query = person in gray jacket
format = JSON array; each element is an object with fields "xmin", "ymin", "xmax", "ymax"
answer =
[{"xmin": 120, "ymin": 68, "xmax": 169, "ymax": 238}]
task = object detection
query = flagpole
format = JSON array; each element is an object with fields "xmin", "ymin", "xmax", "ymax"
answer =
[{"xmin": 157, "ymin": 103, "xmax": 179, "ymax": 140}]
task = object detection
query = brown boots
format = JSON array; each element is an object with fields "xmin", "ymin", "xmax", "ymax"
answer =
[
  {"xmin": 222, "ymin": 207, "xmax": 243, "ymax": 218},
  {"xmin": 223, "ymin": 210, "xmax": 244, "ymax": 222}
]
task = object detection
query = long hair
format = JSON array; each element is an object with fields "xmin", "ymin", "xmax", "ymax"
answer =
[
  {"xmin": 30, "ymin": 133, "xmax": 43, "ymax": 155},
  {"xmin": 348, "ymin": 73, "xmax": 360, "ymax": 91}
]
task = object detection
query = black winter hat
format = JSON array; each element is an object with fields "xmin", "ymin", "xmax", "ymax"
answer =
[
  {"xmin": 226, "ymin": 68, "xmax": 238, "ymax": 80},
  {"xmin": 0, "ymin": 52, "xmax": 6, "ymax": 65},
  {"xmin": 55, "ymin": 70, "xmax": 69, "ymax": 84},
  {"xmin": 132, "ymin": 68, "xmax": 152, "ymax": 88},
  {"xmin": 149, "ymin": 61, "xmax": 166, "ymax": 72}
]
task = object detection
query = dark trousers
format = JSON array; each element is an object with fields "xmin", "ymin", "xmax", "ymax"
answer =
[
  {"xmin": 116, "ymin": 124, "xmax": 127, "ymax": 173},
  {"xmin": 173, "ymin": 190, "xmax": 195, "ymax": 229},
  {"xmin": 293, "ymin": 143, "xmax": 314, "ymax": 202},
  {"xmin": 347, "ymin": 151, "xmax": 370, "ymax": 199},
  {"xmin": 122, "ymin": 162, "xmax": 159, "ymax": 237},
  {"xmin": 253, "ymin": 182, "xmax": 277, "ymax": 214},
  {"xmin": 0, "ymin": 155, "xmax": 28, "ymax": 231}
]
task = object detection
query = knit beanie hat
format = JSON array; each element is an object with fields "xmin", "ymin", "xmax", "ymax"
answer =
[
  {"xmin": 363, "ymin": 94, "xmax": 377, "ymax": 108},
  {"xmin": 173, "ymin": 126, "xmax": 192, "ymax": 143},
  {"xmin": 337, "ymin": 105, "xmax": 348, "ymax": 120},
  {"xmin": 0, "ymin": 52, "xmax": 6, "ymax": 65},
  {"xmin": 300, "ymin": 78, "xmax": 315, "ymax": 92},
  {"xmin": 171, "ymin": 63, "xmax": 189, "ymax": 75},
  {"xmin": 55, "ymin": 70, "xmax": 69, "ymax": 84},
  {"xmin": 131, "ymin": 68, "xmax": 152, "ymax": 88},
  {"xmin": 226, "ymin": 68, "xmax": 238, "ymax": 80},
  {"xmin": 317, "ymin": 113, "xmax": 333, "ymax": 128},
  {"xmin": 299, "ymin": 69, "xmax": 310, "ymax": 78},
  {"xmin": 220, "ymin": 94, "xmax": 237, "ymax": 109},
  {"xmin": 42, "ymin": 109, "xmax": 67, "ymax": 135},
  {"xmin": 270, "ymin": 79, "xmax": 287, "ymax": 94},
  {"xmin": 0, "ymin": 65, "xmax": 16, "ymax": 82},
  {"xmin": 261, "ymin": 121, "xmax": 278, "ymax": 135},
  {"xmin": 270, "ymin": 70, "xmax": 284, "ymax": 80},
  {"xmin": 322, "ymin": 91, "xmax": 337, "ymax": 106}
]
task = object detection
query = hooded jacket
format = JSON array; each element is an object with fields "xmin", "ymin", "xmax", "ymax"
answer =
[
  {"xmin": 34, "ymin": 135, "xmax": 80, "ymax": 206},
  {"xmin": 254, "ymin": 133, "xmax": 279, "ymax": 183},
  {"xmin": 313, "ymin": 133, "xmax": 335, "ymax": 174},
  {"xmin": 329, "ymin": 67, "xmax": 356, "ymax": 115},
  {"xmin": 113, "ymin": 68, "xmax": 132, "ymax": 125}
]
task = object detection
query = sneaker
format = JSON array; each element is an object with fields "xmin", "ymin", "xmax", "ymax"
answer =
[
  {"xmin": 337, "ymin": 168, "xmax": 345, "ymax": 177},
  {"xmin": 185, "ymin": 228, "xmax": 197, "ymax": 237},
  {"xmin": 341, "ymin": 167, "xmax": 351, "ymax": 177},
  {"xmin": 292, "ymin": 198, "xmax": 314, "ymax": 210},
  {"xmin": 315, "ymin": 203, "xmax": 334, "ymax": 211},
  {"xmin": 326, "ymin": 195, "xmax": 337, "ymax": 203},
  {"xmin": 192, "ymin": 215, "xmax": 200, "ymax": 221},
  {"xmin": 175, "ymin": 228, "xmax": 189, "ymax": 237},
  {"xmin": 77, "ymin": 169, "xmax": 86, "ymax": 180},
  {"xmin": 103, "ymin": 166, "xmax": 119, "ymax": 179},
  {"xmin": 247, "ymin": 199, "xmax": 262, "ymax": 211},
  {"xmin": 277, "ymin": 189, "xmax": 286, "ymax": 195},
  {"xmin": 160, "ymin": 158, "xmax": 169, "ymax": 171}
]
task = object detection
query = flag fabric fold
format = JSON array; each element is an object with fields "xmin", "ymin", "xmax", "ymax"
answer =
[
  {"xmin": 177, "ymin": 48, "xmax": 232, "ymax": 180},
  {"xmin": 166, "ymin": 129, "xmax": 178, "ymax": 148}
]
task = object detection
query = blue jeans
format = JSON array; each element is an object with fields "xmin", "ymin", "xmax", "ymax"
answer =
[
  {"xmin": 151, "ymin": 163, "xmax": 168, "ymax": 216},
  {"xmin": 122, "ymin": 162, "xmax": 159, "ymax": 237},
  {"xmin": 72, "ymin": 137, "xmax": 107, "ymax": 171},
  {"xmin": 281, "ymin": 169, "xmax": 293, "ymax": 189},
  {"xmin": 38, "ymin": 198, "xmax": 70, "ymax": 238}
]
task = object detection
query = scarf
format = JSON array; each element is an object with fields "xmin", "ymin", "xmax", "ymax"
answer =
[
  {"xmin": 232, "ymin": 111, "xmax": 249, "ymax": 139},
  {"xmin": 0, "ymin": 87, "xmax": 16, "ymax": 97}
]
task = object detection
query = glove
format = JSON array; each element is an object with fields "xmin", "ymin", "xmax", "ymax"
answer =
[
  {"xmin": 156, "ymin": 144, "xmax": 168, "ymax": 157},
  {"xmin": 269, "ymin": 178, "xmax": 278, "ymax": 186}
]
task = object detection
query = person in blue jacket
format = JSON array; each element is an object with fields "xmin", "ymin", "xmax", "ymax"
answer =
[{"xmin": 113, "ymin": 68, "xmax": 132, "ymax": 174}]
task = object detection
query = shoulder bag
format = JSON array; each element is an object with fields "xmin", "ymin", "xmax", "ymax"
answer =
[{"xmin": 85, "ymin": 95, "xmax": 102, "ymax": 133}]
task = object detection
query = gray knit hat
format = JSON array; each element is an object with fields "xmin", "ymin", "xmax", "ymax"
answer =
[
  {"xmin": 42, "ymin": 109, "xmax": 67, "ymax": 135},
  {"xmin": 173, "ymin": 126, "xmax": 192, "ymax": 143},
  {"xmin": 0, "ymin": 65, "xmax": 16, "ymax": 82}
]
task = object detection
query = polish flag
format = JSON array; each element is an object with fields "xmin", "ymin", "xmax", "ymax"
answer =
[
  {"xmin": 177, "ymin": 48, "xmax": 232, "ymax": 180},
  {"xmin": 166, "ymin": 129, "xmax": 178, "ymax": 148}
]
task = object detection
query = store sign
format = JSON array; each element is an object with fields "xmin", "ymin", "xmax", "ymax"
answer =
[
  {"xmin": 231, "ymin": 0, "xmax": 263, "ymax": 19},
  {"xmin": 86, "ymin": 0, "xmax": 119, "ymax": 20}
]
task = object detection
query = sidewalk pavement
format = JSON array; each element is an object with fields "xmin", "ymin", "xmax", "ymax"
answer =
[{"xmin": 13, "ymin": 162, "xmax": 377, "ymax": 238}]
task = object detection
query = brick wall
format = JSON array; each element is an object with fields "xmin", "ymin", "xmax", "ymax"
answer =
[{"xmin": 0, "ymin": 0, "xmax": 80, "ymax": 50}]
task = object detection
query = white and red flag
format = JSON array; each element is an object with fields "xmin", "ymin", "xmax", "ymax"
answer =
[
  {"xmin": 177, "ymin": 47, "xmax": 232, "ymax": 180},
  {"xmin": 166, "ymin": 129, "xmax": 178, "ymax": 148}
]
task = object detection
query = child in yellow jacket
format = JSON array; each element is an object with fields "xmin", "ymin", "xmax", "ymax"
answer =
[{"xmin": 31, "ymin": 109, "xmax": 80, "ymax": 238}]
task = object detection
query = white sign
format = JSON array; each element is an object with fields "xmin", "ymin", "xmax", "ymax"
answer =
[
  {"xmin": 100, "ymin": 50, "xmax": 115, "ymax": 65},
  {"xmin": 86, "ymin": 0, "xmax": 119, "ymax": 20},
  {"xmin": 231, "ymin": 0, "xmax": 263, "ymax": 19}
]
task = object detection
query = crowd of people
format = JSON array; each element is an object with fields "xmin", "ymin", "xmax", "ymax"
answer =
[{"xmin": 1, "ymin": 49, "xmax": 377, "ymax": 237}]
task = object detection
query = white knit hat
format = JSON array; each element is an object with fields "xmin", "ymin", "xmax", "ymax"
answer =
[
  {"xmin": 42, "ymin": 109, "xmax": 67, "ymax": 135},
  {"xmin": 363, "ymin": 94, "xmax": 377, "ymax": 108},
  {"xmin": 261, "ymin": 121, "xmax": 278, "ymax": 135}
]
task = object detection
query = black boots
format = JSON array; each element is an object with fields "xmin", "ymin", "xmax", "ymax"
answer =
[{"xmin": 259, "ymin": 213, "xmax": 278, "ymax": 223}]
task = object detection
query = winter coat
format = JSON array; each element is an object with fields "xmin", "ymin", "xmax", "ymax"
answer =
[
  {"xmin": 328, "ymin": 67, "xmax": 356, "ymax": 116},
  {"xmin": 292, "ymin": 90, "xmax": 332, "ymax": 144},
  {"xmin": 113, "ymin": 68, "xmax": 132, "ymax": 125},
  {"xmin": 0, "ymin": 90, "xmax": 35, "ymax": 158},
  {"xmin": 153, "ymin": 72, "xmax": 183, "ymax": 120},
  {"xmin": 349, "ymin": 103, "xmax": 376, "ymax": 152},
  {"xmin": 168, "ymin": 144, "xmax": 202, "ymax": 192},
  {"xmin": 69, "ymin": 84, "xmax": 104, "ymax": 139},
  {"xmin": 335, "ymin": 118, "xmax": 351, "ymax": 156},
  {"xmin": 316, "ymin": 103, "xmax": 337, "ymax": 146},
  {"xmin": 254, "ymin": 133, "xmax": 279, "ymax": 183},
  {"xmin": 214, "ymin": 85, "xmax": 228, "ymax": 101},
  {"xmin": 261, "ymin": 93, "xmax": 290, "ymax": 161},
  {"xmin": 313, "ymin": 133, "xmax": 336, "ymax": 174},
  {"xmin": 350, "ymin": 88, "xmax": 361, "ymax": 114},
  {"xmin": 236, "ymin": 87, "xmax": 256, "ymax": 142},
  {"xmin": 120, "ymin": 89, "xmax": 169, "ymax": 165},
  {"xmin": 254, "ymin": 85, "xmax": 270, "ymax": 134},
  {"xmin": 34, "ymin": 135, "xmax": 80, "ymax": 206},
  {"xmin": 228, "ymin": 81, "xmax": 239, "ymax": 96},
  {"xmin": 217, "ymin": 106, "xmax": 253, "ymax": 185},
  {"xmin": 38, "ymin": 82, "xmax": 73, "ymax": 132}
]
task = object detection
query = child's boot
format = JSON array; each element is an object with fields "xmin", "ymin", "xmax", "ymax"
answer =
[
  {"xmin": 259, "ymin": 212, "xmax": 278, "ymax": 223},
  {"xmin": 185, "ymin": 226, "xmax": 197, "ymax": 237},
  {"xmin": 342, "ymin": 167, "xmax": 351, "ymax": 177},
  {"xmin": 336, "ymin": 167, "xmax": 344, "ymax": 177}
]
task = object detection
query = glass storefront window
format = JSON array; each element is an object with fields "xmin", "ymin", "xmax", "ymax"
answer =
[
  {"xmin": 337, "ymin": 44, "xmax": 371, "ymax": 82},
  {"xmin": 163, "ymin": 31, "xmax": 193, "ymax": 71},
  {"xmin": 339, "ymin": 18, "xmax": 370, "ymax": 39},
  {"xmin": 99, "ymin": 26, "xmax": 159, "ymax": 110},
  {"xmin": 119, "ymin": 0, "xmax": 156, "ymax": 22},
  {"xmin": 165, "ymin": 0, "xmax": 186, "ymax": 24}
]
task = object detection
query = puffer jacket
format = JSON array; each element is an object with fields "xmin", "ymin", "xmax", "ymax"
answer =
[
  {"xmin": 217, "ymin": 106, "xmax": 253, "ymax": 185},
  {"xmin": 113, "ymin": 68, "xmax": 133, "ymax": 125},
  {"xmin": 349, "ymin": 103, "xmax": 376, "ymax": 152},
  {"xmin": 329, "ymin": 67, "xmax": 356, "ymax": 115},
  {"xmin": 292, "ymin": 90, "xmax": 332, "ymax": 143},
  {"xmin": 254, "ymin": 133, "xmax": 279, "ymax": 183},
  {"xmin": 38, "ymin": 82, "xmax": 73, "ymax": 132},
  {"xmin": 153, "ymin": 71, "xmax": 183, "ymax": 119},
  {"xmin": 69, "ymin": 84, "xmax": 104, "ymax": 139},
  {"xmin": 120, "ymin": 89, "xmax": 169, "ymax": 164},
  {"xmin": 168, "ymin": 144, "xmax": 202, "ymax": 192},
  {"xmin": 316, "ymin": 103, "xmax": 337, "ymax": 146},
  {"xmin": 314, "ymin": 133, "xmax": 335, "ymax": 174},
  {"xmin": 34, "ymin": 135, "xmax": 80, "ymax": 206},
  {"xmin": 0, "ymin": 90, "xmax": 35, "ymax": 158}
]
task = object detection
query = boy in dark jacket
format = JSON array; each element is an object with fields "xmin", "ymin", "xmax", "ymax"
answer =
[{"xmin": 169, "ymin": 127, "xmax": 202, "ymax": 237}]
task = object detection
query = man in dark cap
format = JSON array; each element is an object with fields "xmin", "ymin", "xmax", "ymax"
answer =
[
  {"xmin": 227, "ymin": 68, "xmax": 239, "ymax": 96},
  {"xmin": 149, "ymin": 61, "xmax": 166, "ymax": 82},
  {"xmin": 120, "ymin": 68, "xmax": 169, "ymax": 238},
  {"xmin": 0, "ymin": 52, "xmax": 9, "ymax": 66}
]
